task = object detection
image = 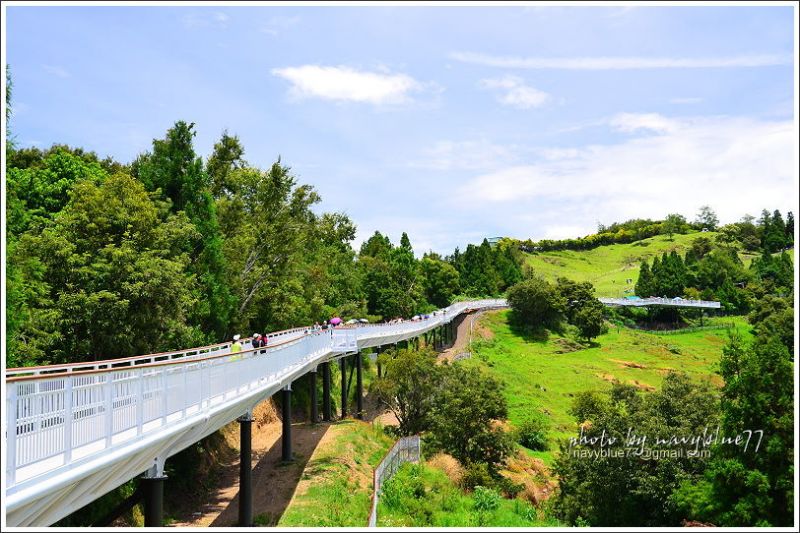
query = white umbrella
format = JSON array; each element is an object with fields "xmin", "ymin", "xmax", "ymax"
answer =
[
  {"xmin": 345, "ymin": 319, "xmax": 359, "ymax": 324},
  {"xmin": 359, "ymin": 318, "xmax": 369, "ymax": 323}
]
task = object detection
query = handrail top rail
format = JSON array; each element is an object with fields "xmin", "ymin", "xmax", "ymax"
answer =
[
  {"xmin": 5, "ymin": 330, "xmax": 332, "ymax": 383},
  {"xmin": 5, "ymin": 299, "xmax": 507, "ymax": 381},
  {"xmin": 4, "ymin": 325, "xmax": 311, "ymax": 376}
]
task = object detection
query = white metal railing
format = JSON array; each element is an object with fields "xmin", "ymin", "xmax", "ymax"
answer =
[
  {"xmin": 5, "ymin": 327, "xmax": 309, "ymax": 378},
  {"xmin": 4, "ymin": 299, "xmax": 506, "ymax": 500},
  {"xmin": 350, "ymin": 299, "xmax": 507, "ymax": 343},
  {"xmin": 598, "ymin": 297, "xmax": 721, "ymax": 309},
  {"xmin": 368, "ymin": 435, "xmax": 421, "ymax": 527},
  {"xmin": 5, "ymin": 330, "xmax": 332, "ymax": 488}
]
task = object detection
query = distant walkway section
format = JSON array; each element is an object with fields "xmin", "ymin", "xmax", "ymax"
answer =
[{"xmin": 599, "ymin": 296, "xmax": 721, "ymax": 309}]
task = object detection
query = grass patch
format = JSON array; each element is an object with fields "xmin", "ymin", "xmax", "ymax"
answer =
[
  {"xmin": 377, "ymin": 462, "xmax": 561, "ymax": 527},
  {"xmin": 278, "ymin": 420, "xmax": 393, "ymax": 526},
  {"xmin": 464, "ymin": 309, "xmax": 752, "ymax": 462}
]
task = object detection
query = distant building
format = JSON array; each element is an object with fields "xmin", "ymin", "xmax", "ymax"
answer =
[{"xmin": 486, "ymin": 237, "xmax": 503, "ymax": 248}]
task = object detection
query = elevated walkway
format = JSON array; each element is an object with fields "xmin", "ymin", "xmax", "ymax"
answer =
[
  {"xmin": 3, "ymin": 299, "xmax": 506, "ymax": 526},
  {"xmin": 598, "ymin": 296, "xmax": 721, "ymax": 309}
]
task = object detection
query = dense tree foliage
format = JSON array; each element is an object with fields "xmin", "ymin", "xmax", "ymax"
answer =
[
  {"xmin": 371, "ymin": 347, "xmax": 442, "ymax": 436},
  {"xmin": 515, "ymin": 216, "xmax": 689, "ymax": 253},
  {"xmin": 6, "ymin": 119, "xmax": 523, "ymax": 368},
  {"xmin": 506, "ymin": 277, "xmax": 566, "ymax": 330},
  {"xmin": 553, "ymin": 374, "xmax": 719, "ymax": 526},
  {"xmin": 673, "ymin": 334, "xmax": 794, "ymax": 526}
]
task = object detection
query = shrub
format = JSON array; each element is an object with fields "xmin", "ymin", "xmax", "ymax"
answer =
[
  {"xmin": 516, "ymin": 413, "xmax": 550, "ymax": 451},
  {"xmin": 461, "ymin": 462, "xmax": 494, "ymax": 491},
  {"xmin": 494, "ymin": 475, "xmax": 524, "ymax": 498}
]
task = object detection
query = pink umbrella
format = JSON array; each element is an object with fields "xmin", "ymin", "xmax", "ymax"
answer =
[{"xmin": 330, "ymin": 317, "xmax": 342, "ymax": 325}]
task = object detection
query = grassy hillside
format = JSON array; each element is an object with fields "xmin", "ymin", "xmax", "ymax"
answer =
[
  {"xmin": 522, "ymin": 231, "xmax": 759, "ymax": 297},
  {"xmin": 463, "ymin": 309, "xmax": 752, "ymax": 463},
  {"xmin": 277, "ymin": 420, "xmax": 393, "ymax": 527}
]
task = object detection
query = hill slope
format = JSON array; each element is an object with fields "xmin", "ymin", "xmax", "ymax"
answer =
[{"xmin": 522, "ymin": 231, "xmax": 759, "ymax": 297}]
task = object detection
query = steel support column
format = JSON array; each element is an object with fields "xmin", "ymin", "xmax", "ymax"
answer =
[
  {"xmin": 309, "ymin": 370, "xmax": 318, "ymax": 424},
  {"xmin": 142, "ymin": 474, "xmax": 166, "ymax": 527},
  {"xmin": 322, "ymin": 362, "xmax": 332, "ymax": 421},
  {"xmin": 356, "ymin": 352, "xmax": 363, "ymax": 419},
  {"xmin": 238, "ymin": 414, "xmax": 253, "ymax": 526},
  {"xmin": 281, "ymin": 386, "xmax": 292, "ymax": 462},
  {"xmin": 340, "ymin": 357, "xmax": 348, "ymax": 418}
]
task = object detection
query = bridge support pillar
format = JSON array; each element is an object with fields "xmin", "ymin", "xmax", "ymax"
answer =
[
  {"xmin": 376, "ymin": 347, "xmax": 382, "ymax": 378},
  {"xmin": 309, "ymin": 369, "xmax": 318, "ymax": 423},
  {"xmin": 356, "ymin": 352, "xmax": 363, "ymax": 419},
  {"xmin": 282, "ymin": 385, "xmax": 292, "ymax": 462},
  {"xmin": 322, "ymin": 362, "xmax": 332, "ymax": 421},
  {"xmin": 238, "ymin": 413, "xmax": 253, "ymax": 526},
  {"xmin": 340, "ymin": 357, "xmax": 348, "ymax": 419},
  {"xmin": 142, "ymin": 466, "xmax": 167, "ymax": 527}
]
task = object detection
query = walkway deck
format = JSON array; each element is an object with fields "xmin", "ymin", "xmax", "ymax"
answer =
[{"xmin": 4, "ymin": 299, "xmax": 506, "ymax": 526}]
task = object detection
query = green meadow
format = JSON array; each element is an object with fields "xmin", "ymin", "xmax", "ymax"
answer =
[{"xmin": 463, "ymin": 309, "xmax": 752, "ymax": 463}]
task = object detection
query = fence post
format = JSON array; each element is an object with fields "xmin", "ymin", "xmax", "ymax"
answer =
[
  {"xmin": 64, "ymin": 377, "xmax": 73, "ymax": 463},
  {"xmin": 106, "ymin": 373, "xmax": 114, "ymax": 447},
  {"xmin": 7, "ymin": 383, "xmax": 18, "ymax": 486},
  {"xmin": 136, "ymin": 370, "xmax": 144, "ymax": 436}
]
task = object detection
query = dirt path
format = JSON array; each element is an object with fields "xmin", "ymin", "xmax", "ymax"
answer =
[
  {"xmin": 171, "ymin": 409, "xmax": 331, "ymax": 527},
  {"xmin": 439, "ymin": 309, "xmax": 495, "ymax": 362}
]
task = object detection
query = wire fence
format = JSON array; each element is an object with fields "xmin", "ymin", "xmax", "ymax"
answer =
[{"xmin": 368, "ymin": 435, "xmax": 421, "ymax": 527}]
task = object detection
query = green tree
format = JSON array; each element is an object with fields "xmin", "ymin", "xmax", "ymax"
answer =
[
  {"xmin": 134, "ymin": 121, "xmax": 233, "ymax": 338},
  {"xmin": 217, "ymin": 162, "xmax": 321, "ymax": 332},
  {"xmin": 371, "ymin": 347, "xmax": 442, "ymax": 436},
  {"xmin": 429, "ymin": 365, "xmax": 515, "ymax": 471},
  {"xmin": 506, "ymin": 277, "xmax": 566, "ymax": 330},
  {"xmin": 694, "ymin": 205, "xmax": 719, "ymax": 231},
  {"xmin": 206, "ymin": 130, "xmax": 245, "ymax": 198},
  {"xmin": 420, "ymin": 254, "xmax": 460, "ymax": 308},
  {"xmin": 6, "ymin": 64, "xmax": 15, "ymax": 150},
  {"xmin": 10, "ymin": 173, "xmax": 202, "ymax": 365},
  {"xmin": 681, "ymin": 335, "xmax": 794, "ymax": 526},
  {"xmin": 662, "ymin": 213, "xmax": 687, "ymax": 241},
  {"xmin": 554, "ymin": 373, "xmax": 719, "ymax": 526},
  {"xmin": 573, "ymin": 301, "xmax": 606, "ymax": 342},
  {"xmin": 635, "ymin": 260, "xmax": 654, "ymax": 297}
]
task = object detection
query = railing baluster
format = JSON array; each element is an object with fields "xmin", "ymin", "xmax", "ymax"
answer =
[
  {"xmin": 105, "ymin": 373, "xmax": 114, "ymax": 447},
  {"xmin": 7, "ymin": 382, "xmax": 18, "ymax": 486},
  {"xmin": 136, "ymin": 369, "xmax": 144, "ymax": 435},
  {"xmin": 63, "ymin": 378, "xmax": 73, "ymax": 464}
]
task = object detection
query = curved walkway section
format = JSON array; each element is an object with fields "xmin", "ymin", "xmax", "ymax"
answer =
[{"xmin": 4, "ymin": 299, "xmax": 506, "ymax": 526}]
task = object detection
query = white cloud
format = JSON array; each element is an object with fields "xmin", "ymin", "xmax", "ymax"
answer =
[
  {"xmin": 610, "ymin": 112, "xmax": 679, "ymax": 133},
  {"xmin": 479, "ymin": 76, "xmax": 549, "ymax": 109},
  {"xmin": 182, "ymin": 11, "xmax": 229, "ymax": 29},
  {"xmin": 42, "ymin": 65, "xmax": 69, "ymax": 78},
  {"xmin": 271, "ymin": 65, "xmax": 424, "ymax": 105},
  {"xmin": 411, "ymin": 139, "xmax": 519, "ymax": 171},
  {"xmin": 260, "ymin": 15, "xmax": 300, "ymax": 36},
  {"xmin": 450, "ymin": 52, "xmax": 790, "ymax": 70},
  {"xmin": 455, "ymin": 115, "xmax": 796, "ymax": 239}
]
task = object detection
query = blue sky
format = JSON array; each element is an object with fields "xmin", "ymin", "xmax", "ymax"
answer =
[{"xmin": 5, "ymin": 4, "xmax": 797, "ymax": 255}]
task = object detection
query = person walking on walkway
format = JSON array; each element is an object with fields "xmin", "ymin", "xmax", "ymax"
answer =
[{"xmin": 231, "ymin": 334, "xmax": 243, "ymax": 353}]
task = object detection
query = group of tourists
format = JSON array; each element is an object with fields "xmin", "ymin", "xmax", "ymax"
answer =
[
  {"xmin": 228, "ymin": 308, "xmax": 447, "ymax": 355},
  {"xmin": 229, "ymin": 332, "xmax": 269, "ymax": 354}
]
